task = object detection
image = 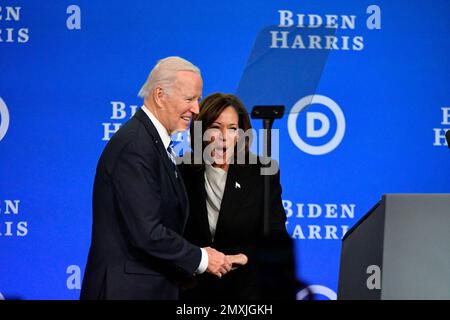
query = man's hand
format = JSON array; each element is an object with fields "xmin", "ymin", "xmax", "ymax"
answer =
[
  {"xmin": 227, "ymin": 253, "xmax": 248, "ymax": 270},
  {"xmin": 204, "ymin": 247, "xmax": 232, "ymax": 278}
]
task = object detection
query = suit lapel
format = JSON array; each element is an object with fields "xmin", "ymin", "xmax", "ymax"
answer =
[
  {"xmin": 194, "ymin": 168, "xmax": 214, "ymax": 243},
  {"xmin": 214, "ymin": 164, "xmax": 250, "ymax": 243},
  {"xmin": 134, "ymin": 109, "xmax": 188, "ymax": 219},
  {"xmin": 176, "ymin": 166, "xmax": 190, "ymax": 226}
]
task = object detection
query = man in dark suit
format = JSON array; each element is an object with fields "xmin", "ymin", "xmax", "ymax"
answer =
[{"xmin": 80, "ymin": 57, "xmax": 232, "ymax": 300}]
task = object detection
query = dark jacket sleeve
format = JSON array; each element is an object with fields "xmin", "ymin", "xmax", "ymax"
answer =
[
  {"xmin": 111, "ymin": 139, "xmax": 201, "ymax": 276},
  {"xmin": 269, "ymin": 165, "xmax": 289, "ymax": 233}
]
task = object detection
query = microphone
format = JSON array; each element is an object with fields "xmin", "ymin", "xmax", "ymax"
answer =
[{"xmin": 446, "ymin": 130, "xmax": 450, "ymax": 149}]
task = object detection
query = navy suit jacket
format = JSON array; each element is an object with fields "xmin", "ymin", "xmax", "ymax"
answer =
[{"xmin": 80, "ymin": 109, "xmax": 201, "ymax": 300}]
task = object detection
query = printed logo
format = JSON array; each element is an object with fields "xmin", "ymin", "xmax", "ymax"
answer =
[
  {"xmin": 0, "ymin": 97, "xmax": 10, "ymax": 141},
  {"xmin": 284, "ymin": 200, "xmax": 355, "ymax": 240},
  {"xmin": 288, "ymin": 95, "xmax": 345, "ymax": 155},
  {"xmin": 270, "ymin": 5, "xmax": 381, "ymax": 51},
  {"xmin": 433, "ymin": 107, "xmax": 450, "ymax": 147},
  {"xmin": 297, "ymin": 285, "xmax": 337, "ymax": 300},
  {"xmin": 102, "ymin": 101, "xmax": 139, "ymax": 141},
  {"xmin": 0, "ymin": 200, "xmax": 28, "ymax": 237},
  {"xmin": 0, "ymin": 6, "xmax": 30, "ymax": 43}
]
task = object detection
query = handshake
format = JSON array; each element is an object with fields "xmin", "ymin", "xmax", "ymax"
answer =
[{"xmin": 204, "ymin": 247, "xmax": 248, "ymax": 278}]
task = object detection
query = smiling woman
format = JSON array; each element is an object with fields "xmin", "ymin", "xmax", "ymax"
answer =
[
  {"xmin": 189, "ymin": 93, "xmax": 252, "ymax": 168},
  {"xmin": 203, "ymin": 106, "xmax": 239, "ymax": 168},
  {"xmin": 178, "ymin": 93, "xmax": 295, "ymax": 300}
]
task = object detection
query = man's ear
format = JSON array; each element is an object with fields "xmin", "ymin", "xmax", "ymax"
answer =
[{"xmin": 153, "ymin": 85, "xmax": 164, "ymax": 109}]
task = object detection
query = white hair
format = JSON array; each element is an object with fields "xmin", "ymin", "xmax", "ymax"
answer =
[{"xmin": 138, "ymin": 56, "xmax": 201, "ymax": 98}]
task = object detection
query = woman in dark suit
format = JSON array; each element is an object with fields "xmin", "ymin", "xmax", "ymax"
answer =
[{"xmin": 179, "ymin": 93, "xmax": 295, "ymax": 300}]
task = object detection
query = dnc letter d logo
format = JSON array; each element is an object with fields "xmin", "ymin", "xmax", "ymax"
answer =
[
  {"xmin": 288, "ymin": 95, "xmax": 345, "ymax": 155},
  {"xmin": 0, "ymin": 97, "xmax": 10, "ymax": 141}
]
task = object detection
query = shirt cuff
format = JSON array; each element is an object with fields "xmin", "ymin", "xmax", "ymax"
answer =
[{"xmin": 195, "ymin": 248, "xmax": 208, "ymax": 274}]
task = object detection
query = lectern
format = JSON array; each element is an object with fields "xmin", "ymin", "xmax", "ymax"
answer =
[{"xmin": 338, "ymin": 194, "xmax": 450, "ymax": 299}]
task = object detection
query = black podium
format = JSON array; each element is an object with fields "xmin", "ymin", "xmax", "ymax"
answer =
[{"xmin": 338, "ymin": 194, "xmax": 450, "ymax": 299}]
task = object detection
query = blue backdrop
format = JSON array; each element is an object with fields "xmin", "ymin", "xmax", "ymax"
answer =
[{"xmin": 1, "ymin": 0, "xmax": 449, "ymax": 300}]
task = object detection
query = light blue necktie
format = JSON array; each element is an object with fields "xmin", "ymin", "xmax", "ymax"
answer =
[{"xmin": 167, "ymin": 140, "xmax": 178, "ymax": 178}]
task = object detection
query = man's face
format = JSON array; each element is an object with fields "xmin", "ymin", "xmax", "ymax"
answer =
[{"xmin": 160, "ymin": 71, "xmax": 202, "ymax": 134}]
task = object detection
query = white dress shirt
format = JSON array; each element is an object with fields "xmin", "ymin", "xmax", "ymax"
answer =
[
  {"xmin": 204, "ymin": 164, "xmax": 228, "ymax": 241},
  {"xmin": 141, "ymin": 105, "xmax": 208, "ymax": 274}
]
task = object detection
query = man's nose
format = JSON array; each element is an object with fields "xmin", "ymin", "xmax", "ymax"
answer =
[{"xmin": 190, "ymin": 100, "xmax": 200, "ymax": 114}]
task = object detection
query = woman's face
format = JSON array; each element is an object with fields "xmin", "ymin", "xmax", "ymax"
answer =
[{"xmin": 205, "ymin": 106, "xmax": 239, "ymax": 166}]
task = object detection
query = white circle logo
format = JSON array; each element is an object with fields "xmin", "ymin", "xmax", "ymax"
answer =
[
  {"xmin": 0, "ymin": 97, "xmax": 10, "ymax": 141},
  {"xmin": 297, "ymin": 285, "xmax": 337, "ymax": 300},
  {"xmin": 288, "ymin": 95, "xmax": 345, "ymax": 155}
]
